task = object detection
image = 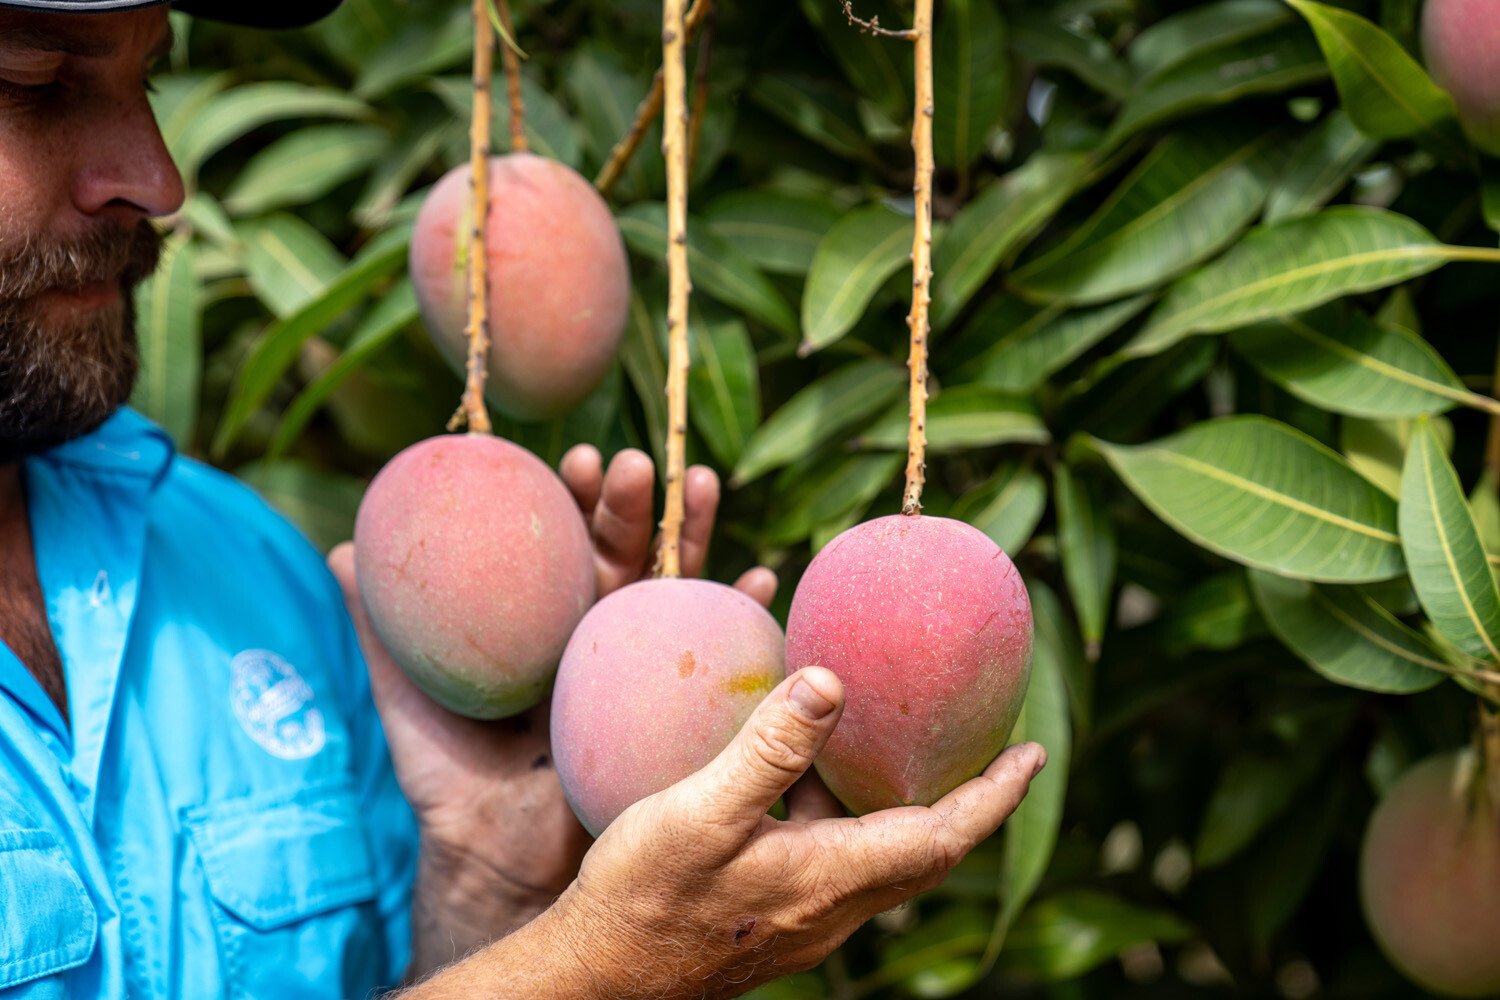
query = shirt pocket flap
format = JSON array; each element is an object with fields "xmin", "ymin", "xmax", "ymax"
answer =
[
  {"xmin": 0, "ymin": 828, "xmax": 98, "ymax": 989},
  {"xmin": 182, "ymin": 779, "xmax": 378, "ymax": 931}
]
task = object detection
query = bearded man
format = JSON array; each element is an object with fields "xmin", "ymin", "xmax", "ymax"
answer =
[{"xmin": 0, "ymin": 2, "xmax": 1046, "ymax": 997}]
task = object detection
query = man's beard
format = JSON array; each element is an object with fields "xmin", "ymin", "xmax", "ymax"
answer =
[{"xmin": 0, "ymin": 222, "xmax": 163, "ymax": 462}]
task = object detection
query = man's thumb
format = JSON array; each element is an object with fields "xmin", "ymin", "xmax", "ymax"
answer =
[{"xmin": 687, "ymin": 667, "xmax": 845, "ymax": 834}]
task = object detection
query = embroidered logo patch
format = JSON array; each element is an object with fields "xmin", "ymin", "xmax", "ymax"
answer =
[{"xmin": 230, "ymin": 649, "xmax": 326, "ymax": 760}]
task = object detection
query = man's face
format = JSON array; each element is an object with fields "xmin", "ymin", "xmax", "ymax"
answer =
[{"xmin": 0, "ymin": 8, "xmax": 183, "ymax": 461}]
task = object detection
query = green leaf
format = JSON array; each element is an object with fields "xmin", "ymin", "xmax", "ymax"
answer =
[
  {"xmin": 1093, "ymin": 416, "xmax": 1403, "ymax": 582},
  {"xmin": 267, "ymin": 279, "xmax": 420, "ymax": 459},
  {"xmin": 1472, "ymin": 469, "xmax": 1500, "ymax": 561},
  {"xmin": 1158, "ymin": 571, "xmax": 1265, "ymax": 655},
  {"xmin": 800, "ymin": 204, "xmax": 912, "ymax": 354},
  {"xmin": 129, "ymin": 233, "xmax": 200, "ymax": 448},
  {"xmin": 566, "ymin": 45, "xmax": 660, "ymax": 198},
  {"xmin": 934, "ymin": 0, "xmax": 1009, "ymax": 171},
  {"xmin": 1128, "ymin": 0, "xmax": 1291, "ymax": 79},
  {"xmin": 732, "ymin": 360, "xmax": 905, "ymax": 486},
  {"xmin": 1055, "ymin": 464, "xmax": 1117, "ymax": 653},
  {"xmin": 1122, "ymin": 208, "xmax": 1451, "ymax": 360},
  {"xmin": 764, "ymin": 453, "xmax": 903, "ymax": 545},
  {"xmin": 1399, "ymin": 417, "xmax": 1500, "ymax": 662},
  {"xmin": 171, "ymin": 83, "xmax": 369, "ymax": 179},
  {"xmin": 223, "ymin": 124, "xmax": 388, "ymax": 217},
  {"xmin": 688, "ymin": 305, "xmax": 760, "ymax": 469},
  {"xmin": 429, "ymin": 72, "xmax": 585, "ymax": 169},
  {"xmin": 238, "ymin": 214, "xmax": 349, "ymax": 320},
  {"xmin": 1066, "ymin": 339, "xmax": 1217, "ymax": 436},
  {"xmin": 236, "ymin": 459, "xmax": 366, "ymax": 553},
  {"xmin": 962, "ymin": 295, "xmax": 1152, "ymax": 394},
  {"xmin": 620, "ymin": 291, "xmax": 669, "ymax": 473},
  {"xmin": 353, "ymin": 4, "xmax": 471, "ymax": 100},
  {"xmin": 1287, "ymin": 0, "xmax": 1468, "ymax": 162},
  {"xmin": 931, "ymin": 152, "xmax": 1089, "ymax": 330},
  {"xmin": 1010, "ymin": 14, "xmax": 1130, "ymax": 97},
  {"xmin": 858, "ymin": 386, "xmax": 1049, "ymax": 452},
  {"xmin": 214, "ymin": 234, "xmax": 406, "ymax": 458},
  {"xmin": 1229, "ymin": 305, "xmax": 1481, "ymax": 418},
  {"xmin": 1264, "ymin": 110, "xmax": 1381, "ymax": 223},
  {"xmin": 1108, "ymin": 23, "xmax": 1326, "ymax": 146},
  {"xmin": 1344, "ymin": 414, "xmax": 1452, "ymax": 500},
  {"xmin": 949, "ymin": 460, "xmax": 1048, "ymax": 556},
  {"xmin": 1011, "ymin": 126, "xmax": 1280, "ymax": 305},
  {"xmin": 1249, "ymin": 569, "xmax": 1446, "ymax": 693},
  {"xmin": 749, "ymin": 74, "xmax": 878, "ymax": 165},
  {"xmin": 617, "ymin": 204, "xmax": 798, "ymax": 337},
  {"xmin": 999, "ymin": 890, "xmax": 1193, "ymax": 982},
  {"xmin": 703, "ymin": 190, "xmax": 840, "ymax": 277}
]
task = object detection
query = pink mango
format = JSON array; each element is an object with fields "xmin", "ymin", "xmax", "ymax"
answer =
[
  {"xmin": 786, "ymin": 514, "xmax": 1032, "ymax": 815},
  {"xmin": 1423, "ymin": 0, "xmax": 1500, "ymax": 155}
]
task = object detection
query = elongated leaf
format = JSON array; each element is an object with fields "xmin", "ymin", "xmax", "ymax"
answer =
[
  {"xmin": 150, "ymin": 71, "xmax": 230, "ymax": 158},
  {"xmin": 858, "ymin": 386, "xmax": 1049, "ymax": 452},
  {"xmin": 688, "ymin": 306, "xmax": 760, "ymax": 469},
  {"xmin": 1159, "ymin": 571, "xmax": 1265, "ymax": 655},
  {"xmin": 764, "ymin": 453, "xmax": 903, "ymax": 545},
  {"xmin": 1229, "ymin": 305, "xmax": 1478, "ymax": 418},
  {"xmin": 1399, "ymin": 417, "xmax": 1500, "ymax": 662},
  {"xmin": 1055, "ymin": 465, "xmax": 1116, "ymax": 653},
  {"xmin": 617, "ymin": 204, "xmax": 798, "ymax": 336},
  {"xmin": 934, "ymin": 0, "xmax": 1009, "ymax": 171},
  {"xmin": 1010, "ymin": 126, "xmax": 1279, "ymax": 305},
  {"xmin": 566, "ymin": 45, "xmax": 659, "ymax": 197},
  {"xmin": 214, "ymin": 235, "xmax": 406, "ymax": 457},
  {"xmin": 429, "ymin": 72, "xmax": 585, "ymax": 169},
  {"xmin": 1264, "ymin": 111, "xmax": 1380, "ymax": 223},
  {"xmin": 1011, "ymin": 14, "xmax": 1130, "ymax": 97},
  {"xmin": 1287, "ymin": 0, "xmax": 1467, "ymax": 161},
  {"xmin": 1067, "ymin": 339, "xmax": 1217, "ymax": 436},
  {"xmin": 354, "ymin": 4, "xmax": 471, "ymax": 100},
  {"xmin": 1472, "ymin": 470, "xmax": 1500, "ymax": 561},
  {"xmin": 267, "ymin": 279, "xmax": 420, "ymax": 459},
  {"xmin": 950, "ymin": 460, "xmax": 1047, "ymax": 555},
  {"xmin": 1094, "ymin": 416, "xmax": 1403, "ymax": 582},
  {"xmin": 931, "ymin": 153, "xmax": 1088, "ymax": 331},
  {"xmin": 1343, "ymin": 415, "xmax": 1453, "ymax": 498},
  {"xmin": 999, "ymin": 890, "xmax": 1193, "ymax": 982},
  {"xmin": 239, "ymin": 214, "xmax": 349, "ymax": 319},
  {"xmin": 1000, "ymin": 580, "xmax": 1073, "ymax": 931},
  {"xmin": 1249, "ymin": 569, "xmax": 1446, "ymax": 692},
  {"xmin": 749, "ymin": 74, "xmax": 878, "ymax": 165},
  {"xmin": 1108, "ymin": 24, "xmax": 1326, "ymax": 146},
  {"xmin": 962, "ymin": 295, "xmax": 1151, "ymax": 394},
  {"xmin": 172, "ymin": 83, "xmax": 369, "ymax": 178},
  {"xmin": 129, "ymin": 234, "xmax": 200, "ymax": 447},
  {"xmin": 1122, "ymin": 208, "xmax": 1450, "ymax": 359},
  {"xmin": 1128, "ymin": 0, "xmax": 1291, "ymax": 79},
  {"xmin": 801, "ymin": 204, "xmax": 912, "ymax": 354},
  {"xmin": 620, "ymin": 291, "xmax": 669, "ymax": 472},
  {"xmin": 703, "ymin": 190, "xmax": 840, "ymax": 277},
  {"xmin": 224, "ymin": 124, "xmax": 388, "ymax": 217},
  {"xmin": 732, "ymin": 360, "xmax": 905, "ymax": 485}
]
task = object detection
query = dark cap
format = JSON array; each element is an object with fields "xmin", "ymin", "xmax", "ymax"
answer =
[{"xmin": 0, "ymin": 0, "xmax": 341, "ymax": 29}]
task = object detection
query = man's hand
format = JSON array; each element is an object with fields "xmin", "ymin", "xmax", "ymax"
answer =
[
  {"xmin": 408, "ymin": 668, "xmax": 1046, "ymax": 999},
  {"xmin": 328, "ymin": 444, "xmax": 775, "ymax": 974}
]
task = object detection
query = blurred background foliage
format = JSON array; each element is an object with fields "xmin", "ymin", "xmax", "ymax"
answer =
[{"xmin": 140, "ymin": 0, "xmax": 1500, "ymax": 995}]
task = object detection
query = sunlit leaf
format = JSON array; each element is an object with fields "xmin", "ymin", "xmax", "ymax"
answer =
[
  {"xmin": 172, "ymin": 83, "xmax": 369, "ymax": 179},
  {"xmin": 934, "ymin": 0, "xmax": 1009, "ymax": 172},
  {"xmin": 1264, "ymin": 110, "xmax": 1380, "ymax": 223},
  {"xmin": 224, "ymin": 125, "xmax": 388, "ymax": 217},
  {"xmin": 703, "ymin": 189, "xmax": 840, "ymax": 277},
  {"xmin": 1055, "ymin": 464, "xmax": 1117, "ymax": 652},
  {"xmin": 949, "ymin": 459, "xmax": 1048, "ymax": 556},
  {"xmin": 801, "ymin": 203, "xmax": 912, "ymax": 354},
  {"xmin": 998, "ymin": 890, "xmax": 1193, "ymax": 982},
  {"xmin": 130, "ymin": 233, "xmax": 200, "ymax": 448},
  {"xmin": 858, "ymin": 386, "xmax": 1049, "ymax": 452},
  {"xmin": 688, "ymin": 305, "xmax": 760, "ymax": 469}
]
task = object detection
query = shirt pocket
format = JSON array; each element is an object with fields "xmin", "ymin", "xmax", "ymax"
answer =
[
  {"xmin": 181, "ymin": 778, "xmax": 388, "ymax": 1000},
  {"xmin": 0, "ymin": 828, "xmax": 98, "ymax": 991}
]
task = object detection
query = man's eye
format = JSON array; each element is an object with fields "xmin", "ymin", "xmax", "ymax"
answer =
[{"xmin": 0, "ymin": 79, "xmax": 61, "ymax": 104}]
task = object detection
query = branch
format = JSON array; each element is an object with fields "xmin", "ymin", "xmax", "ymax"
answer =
[
  {"xmin": 654, "ymin": 0, "xmax": 692, "ymax": 578},
  {"xmin": 901, "ymin": 0, "xmax": 934, "ymax": 515},
  {"xmin": 687, "ymin": 0, "xmax": 716, "ymax": 174},
  {"xmin": 594, "ymin": 0, "xmax": 712, "ymax": 197},
  {"xmin": 450, "ymin": 0, "xmax": 496, "ymax": 435},
  {"xmin": 497, "ymin": 0, "xmax": 528, "ymax": 153},
  {"xmin": 841, "ymin": 0, "xmax": 918, "ymax": 40}
]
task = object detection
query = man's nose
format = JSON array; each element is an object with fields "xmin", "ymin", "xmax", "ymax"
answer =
[{"xmin": 71, "ymin": 91, "xmax": 186, "ymax": 221}]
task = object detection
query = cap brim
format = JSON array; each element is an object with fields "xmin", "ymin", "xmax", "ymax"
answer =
[{"xmin": 0, "ymin": 0, "xmax": 341, "ymax": 28}]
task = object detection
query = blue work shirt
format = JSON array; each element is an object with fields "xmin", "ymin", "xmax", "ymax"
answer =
[{"xmin": 0, "ymin": 408, "xmax": 418, "ymax": 998}]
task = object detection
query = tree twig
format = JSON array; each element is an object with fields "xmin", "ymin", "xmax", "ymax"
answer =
[
  {"xmin": 687, "ymin": 0, "xmax": 716, "ymax": 175},
  {"xmin": 654, "ymin": 0, "xmax": 691, "ymax": 578},
  {"xmin": 497, "ymin": 0, "xmax": 527, "ymax": 153},
  {"xmin": 450, "ymin": 0, "xmax": 495, "ymax": 435},
  {"xmin": 841, "ymin": 0, "xmax": 918, "ymax": 39},
  {"xmin": 901, "ymin": 0, "xmax": 934, "ymax": 516},
  {"xmin": 594, "ymin": 0, "xmax": 711, "ymax": 197}
]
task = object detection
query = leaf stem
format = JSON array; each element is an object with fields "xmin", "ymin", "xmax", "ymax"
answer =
[
  {"xmin": 654, "ymin": 0, "xmax": 691, "ymax": 579},
  {"xmin": 594, "ymin": 0, "xmax": 712, "ymax": 198},
  {"xmin": 686, "ymin": 0, "xmax": 716, "ymax": 175},
  {"xmin": 450, "ymin": 0, "xmax": 495, "ymax": 436},
  {"xmin": 901, "ymin": 0, "xmax": 934, "ymax": 516},
  {"xmin": 496, "ymin": 0, "xmax": 527, "ymax": 153}
]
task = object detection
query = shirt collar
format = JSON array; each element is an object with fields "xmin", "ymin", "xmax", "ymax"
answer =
[{"xmin": 29, "ymin": 407, "xmax": 176, "ymax": 487}]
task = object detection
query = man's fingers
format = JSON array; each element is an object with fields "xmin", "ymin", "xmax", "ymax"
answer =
[
  {"xmin": 591, "ymin": 449, "xmax": 655, "ymax": 594},
  {"xmin": 786, "ymin": 770, "xmax": 845, "ymax": 822},
  {"xmin": 683, "ymin": 668, "xmax": 845, "ymax": 846},
  {"xmin": 732, "ymin": 567, "xmax": 778, "ymax": 609},
  {"xmin": 678, "ymin": 465, "xmax": 720, "ymax": 578},
  {"xmin": 560, "ymin": 444, "xmax": 603, "ymax": 519},
  {"xmin": 327, "ymin": 543, "xmax": 426, "ymax": 714},
  {"xmin": 929, "ymin": 742, "xmax": 1046, "ymax": 853}
]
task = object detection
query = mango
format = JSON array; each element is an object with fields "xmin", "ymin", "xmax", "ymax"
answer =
[
  {"xmin": 1423, "ymin": 0, "xmax": 1500, "ymax": 156},
  {"xmin": 551, "ymin": 578, "xmax": 786, "ymax": 836},
  {"xmin": 785, "ymin": 514, "xmax": 1032, "ymax": 815},
  {"xmin": 1360, "ymin": 750, "xmax": 1500, "ymax": 997},
  {"xmin": 354, "ymin": 433, "xmax": 594, "ymax": 719},
  {"xmin": 409, "ymin": 153, "xmax": 630, "ymax": 420}
]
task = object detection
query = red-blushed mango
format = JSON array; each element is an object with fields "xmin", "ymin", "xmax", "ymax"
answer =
[
  {"xmin": 1360, "ymin": 750, "xmax": 1500, "ymax": 997},
  {"xmin": 1423, "ymin": 0, "xmax": 1500, "ymax": 155},
  {"xmin": 551, "ymin": 578, "xmax": 786, "ymax": 836},
  {"xmin": 354, "ymin": 433, "xmax": 594, "ymax": 719},
  {"xmin": 409, "ymin": 153, "xmax": 630, "ymax": 420},
  {"xmin": 785, "ymin": 514, "xmax": 1032, "ymax": 815}
]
